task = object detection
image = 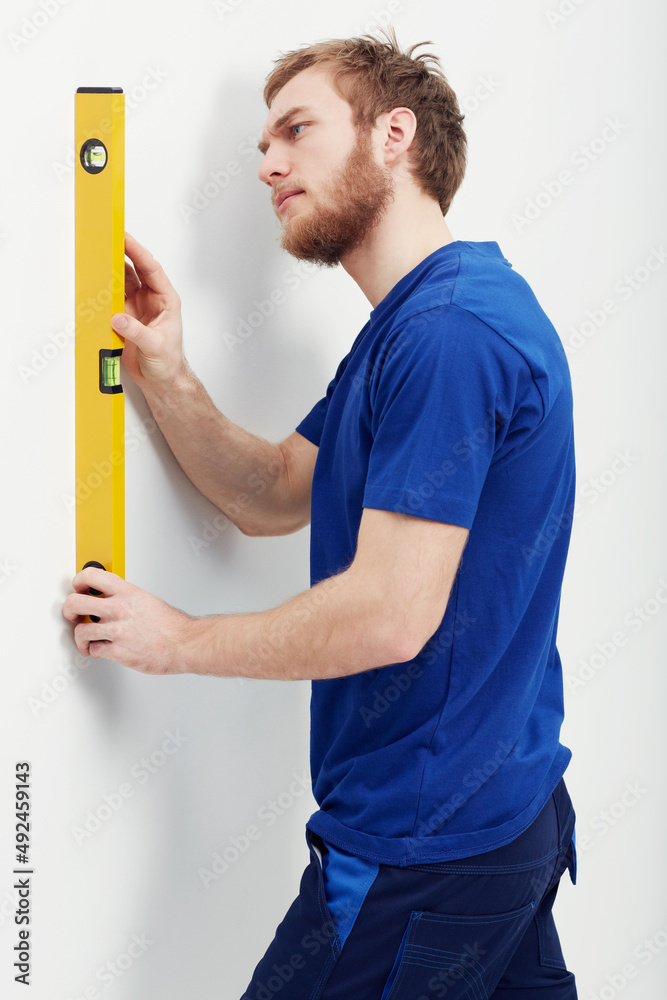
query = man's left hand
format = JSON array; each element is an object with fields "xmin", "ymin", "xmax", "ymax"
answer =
[{"xmin": 62, "ymin": 566, "xmax": 195, "ymax": 674}]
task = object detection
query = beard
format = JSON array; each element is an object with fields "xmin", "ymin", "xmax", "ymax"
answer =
[{"xmin": 278, "ymin": 126, "xmax": 396, "ymax": 267}]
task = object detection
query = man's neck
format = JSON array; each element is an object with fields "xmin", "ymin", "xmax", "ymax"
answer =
[{"xmin": 340, "ymin": 194, "xmax": 457, "ymax": 309}]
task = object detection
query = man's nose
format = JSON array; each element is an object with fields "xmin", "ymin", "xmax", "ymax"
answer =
[{"xmin": 257, "ymin": 146, "xmax": 291, "ymax": 186}]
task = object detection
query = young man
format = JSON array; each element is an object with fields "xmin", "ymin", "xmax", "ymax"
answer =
[{"xmin": 63, "ymin": 30, "xmax": 579, "ymax": 999}]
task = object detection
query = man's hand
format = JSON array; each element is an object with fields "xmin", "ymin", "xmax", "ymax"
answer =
[
  {"xmin": 111, "ymin": 232, "xmax": 188, "ymax": 388},
  {"xmin": 62, "ymin": 566, "xmax": 196, "ymax": 674}
]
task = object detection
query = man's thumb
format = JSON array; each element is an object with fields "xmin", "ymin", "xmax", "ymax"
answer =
[{"xmin": 111, "ymin": 313, "xmax": 141, "ymax": 340}]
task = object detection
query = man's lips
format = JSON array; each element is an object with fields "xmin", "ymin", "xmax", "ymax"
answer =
[{"xmin": 276, "ymin": 189, "xmax": 305, "ymax": 213}]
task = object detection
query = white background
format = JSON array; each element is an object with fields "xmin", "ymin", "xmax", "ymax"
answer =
[{"xmin": 1, "ymin": 0, "xmax": 666, "ymax": 997}]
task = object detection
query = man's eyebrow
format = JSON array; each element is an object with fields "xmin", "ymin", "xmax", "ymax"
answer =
[{"xmin": 257, "ymin": 106, "xmax": 315, "ymax": 155}]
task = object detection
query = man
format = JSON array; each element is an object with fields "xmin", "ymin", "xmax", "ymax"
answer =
[{"xmin": 63, "ymin": 29, "xmax": 579, "ymax": 999}]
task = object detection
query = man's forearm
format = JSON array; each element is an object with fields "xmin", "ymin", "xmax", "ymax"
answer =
[
  {"xmin": 178, "ymin": 565, "xmax": 420, "ymax": 681},
  {"xmin": 140, "ymin": 366, "xmax": 298, "ymax": 536},
  {"xmin": 65, "ymin": 510, "xmax": 464, "ymax": 676}
]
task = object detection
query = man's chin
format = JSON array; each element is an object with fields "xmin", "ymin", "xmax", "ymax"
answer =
[
  {"xmin": 280, "ymin": 240, "xmax": 341, "ymax": 268},
  {"xmin": 279, "ymin": 223, "xmax": 327, "ymax": 266}
]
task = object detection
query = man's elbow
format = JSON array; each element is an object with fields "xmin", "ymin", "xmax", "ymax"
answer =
[
  {"xmin": 235, "ymin": 509, "xmax": 310, "ymax": 538},
  {"xmin": 374, "ymin": 611, "xmax": 441, "ymax": 667}
]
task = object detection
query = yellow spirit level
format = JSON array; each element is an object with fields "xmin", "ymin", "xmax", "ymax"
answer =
[{"xmin": 75, "ymin": 87, "xmax": 125, "ymax": 585}]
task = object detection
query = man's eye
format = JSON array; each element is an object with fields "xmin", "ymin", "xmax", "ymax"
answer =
[{"xmin": 290, "ymin": 124, "xmax": 307, "ymax": 138}]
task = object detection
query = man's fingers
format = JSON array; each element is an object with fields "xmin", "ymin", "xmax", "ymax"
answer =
[
  {"xmin": 63, "ymin": 593, "xmax": 109, "ymax": 622},
  {"xmin": 110, "ymin": 312, "xmax": 164, "ymax": 359},
  {"xmin": 73, "ymin": 622, "xmax": 113, "ymax": 657},
  {"xmin": 123, "ymin": 232, "xmax": 174, "ymax": 298},
  {"xmin": 87, "ymin": 640, "xmax": 112, "ymax": 658},
  {"xmin": 124, "ymin": 259, "xmax": 141, "ymax": 297},
  {"xmin": 71, "ymin": 566, "xmax": 124, "ymax": 596}
]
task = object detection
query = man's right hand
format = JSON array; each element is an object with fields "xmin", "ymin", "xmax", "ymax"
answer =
[{"xmin": 111, "ymin": 232, "xmax": 187, "ymax": 388}]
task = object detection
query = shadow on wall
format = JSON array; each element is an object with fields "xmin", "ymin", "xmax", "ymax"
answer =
[{"xmin": 182, "ymin": 76, "xmax": 330, "ymax": 434}]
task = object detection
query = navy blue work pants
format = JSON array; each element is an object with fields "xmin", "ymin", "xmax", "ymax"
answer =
[{"xmin": 240, "ymin": 777, "xmax": 577, "ymax": 999}]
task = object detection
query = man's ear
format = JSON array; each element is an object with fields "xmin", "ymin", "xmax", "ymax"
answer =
[{"xmin": 377, "ymin": 107, "xmax": 417, "ymax": 166}]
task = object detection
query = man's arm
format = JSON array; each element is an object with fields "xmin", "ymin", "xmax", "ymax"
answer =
[
  {"xmin": 63, "ymin": 508, "xmax": 470, "ymax": 679},
  {"xmin": 142, "ymin": 371, "xmax": 318, "ymax": 536},
  {"xmin": 114, "ymin": 233, "xmax": 317, "ymax": 536}
]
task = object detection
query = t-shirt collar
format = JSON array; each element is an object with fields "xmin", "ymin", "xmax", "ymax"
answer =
[{"xmin": 369, "ymin": 240, "xmax": 506, "ymax": 327}]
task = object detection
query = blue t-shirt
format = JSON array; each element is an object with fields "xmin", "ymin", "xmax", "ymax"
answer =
[{"xmin": 295, "ymin": 240, "xmax": 575, "ymax": 865}]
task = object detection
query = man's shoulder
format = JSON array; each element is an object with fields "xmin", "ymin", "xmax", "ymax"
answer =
[
  {"xmin": 380, "ymin": 241, "xmax": 517, "ymax": 331},
  {"xmin": 393, "ymin": 242, "xmax": 563, "ymax": 365},
  {"xmin": 370, "ymin": 242, "xmax": 570, "ymax": 415}
]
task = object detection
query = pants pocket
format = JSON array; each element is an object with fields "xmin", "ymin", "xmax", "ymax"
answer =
[
  {"xmin": 567, "ymin": 832, "xmax": 577, "ymax": 885},
  {"xmin": 307, "ymin": 831, "xmax": 342, "ymax": 960},
  {"xmin": 531, "ymin": 834, "xmax": 577, "ymax": 972},
  {"xmin": 381, "ymin": 898, "xmax": 537, "ymax": 1000}
]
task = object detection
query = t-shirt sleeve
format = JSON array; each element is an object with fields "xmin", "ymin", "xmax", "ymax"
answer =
[
  {"xmin": 295, "ymin": 377, "xmax": 336, "ymax": 447},
  {"xmin": 362, "ymin": 305, "xmax": 525, "ymax": 529},
  {"xmin": 295, "ymin": 325, "xmax": 369, "ymax": 447}
]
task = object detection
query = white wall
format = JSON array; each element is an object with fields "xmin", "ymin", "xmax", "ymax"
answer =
[{"xmin": 2, "ymin": 1, "xmax": 666, "ymax": 997}]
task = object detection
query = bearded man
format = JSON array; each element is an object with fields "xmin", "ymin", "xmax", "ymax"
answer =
[{"xmin": 64, "ymin": 29, "xmax": 579, "ymax": 999}]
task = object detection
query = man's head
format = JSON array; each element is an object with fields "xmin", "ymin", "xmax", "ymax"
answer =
[{"xmin": 257, "ymin": 28, "xmax": 467, "ymax": 268}]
